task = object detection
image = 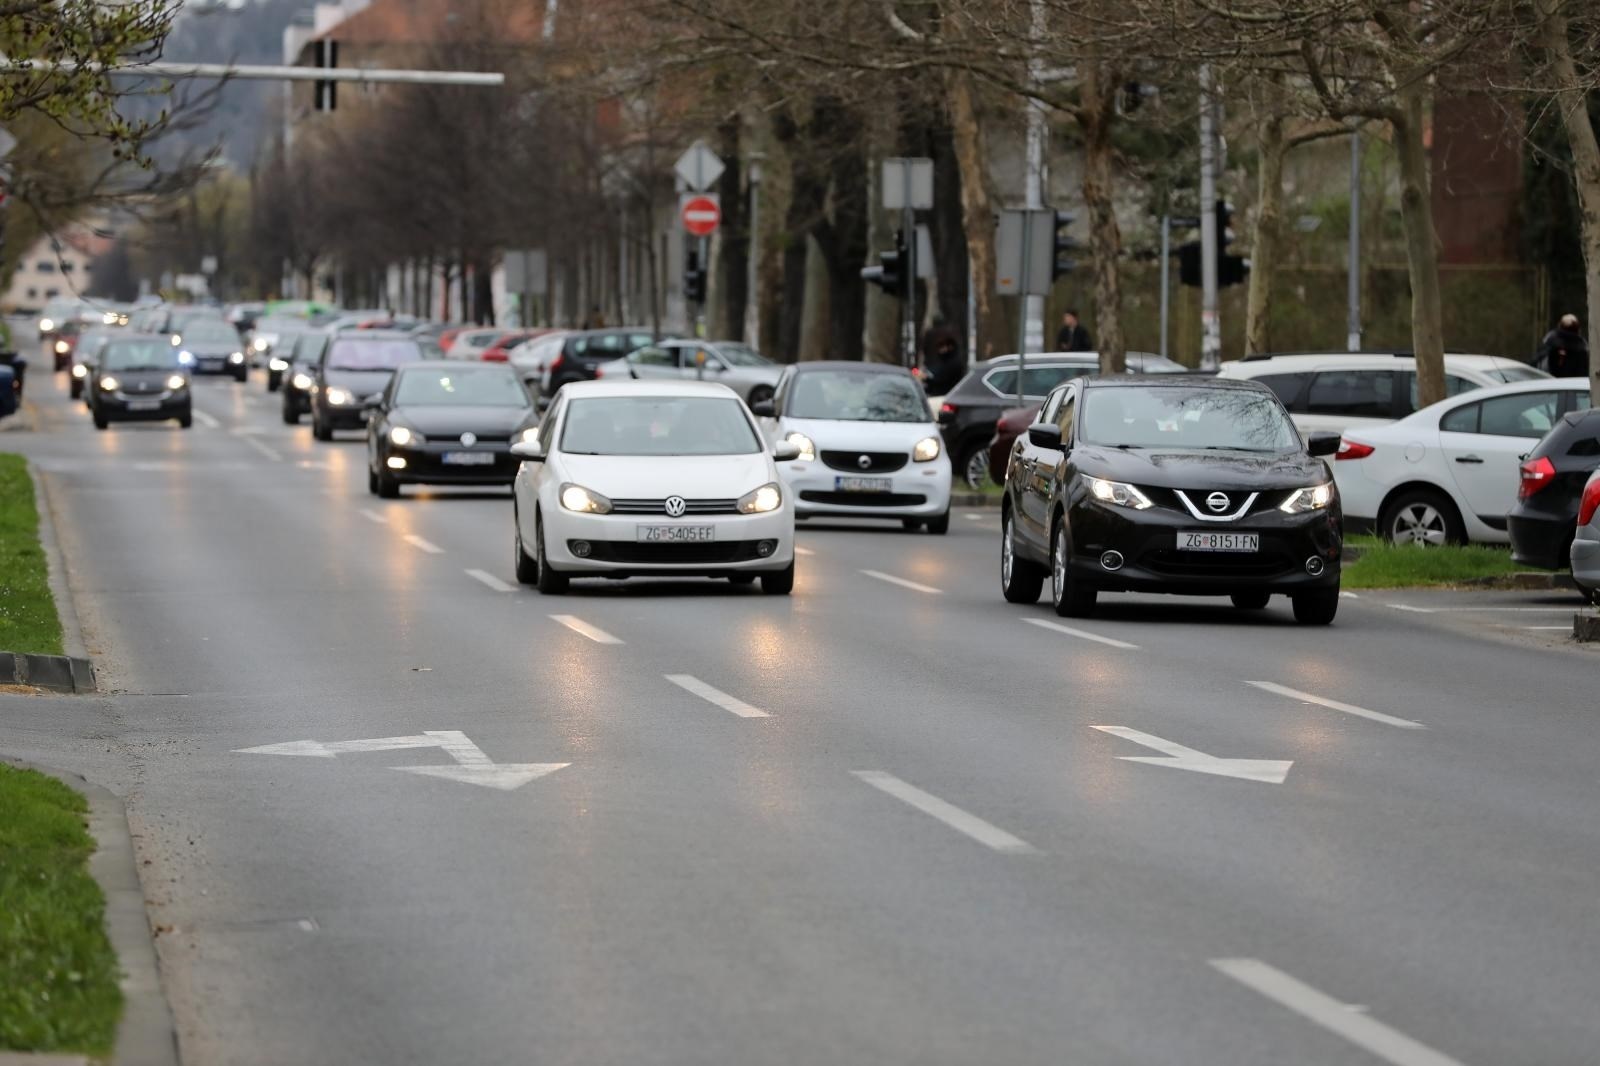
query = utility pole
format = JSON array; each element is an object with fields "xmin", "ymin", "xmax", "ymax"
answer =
[
  {"xmin": 1347, "ymin": 128, "xmax": 1362, "ymax": 352},
  {"xmin": 1198, "ymin": 65, "xmax": 1221, "ymax": 370},
  {"xmin": 1159, "ymin": 215, "xmax": 1171, "ymax": 360},
  {"xmin": 745, "ymin": 153, "xmax": 764, "ymax": 347},
  {"xmin": 1022, "ymin": 0, "xmax": 1048, "ymax": 356}
]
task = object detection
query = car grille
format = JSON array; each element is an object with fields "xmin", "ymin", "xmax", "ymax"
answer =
[
  {"xmin": 1140, "ymin": 548, "xmax": 1297, "ymax": 578},
  {"xmin": 798, "ymin": 491, "xmax": 927, "ymax": 508},
  {"xmin": 610, "ymin": 498, "xmax": 740, "ymax": 515},
  {"xmin": 576, "ymin": 540, "xmax": 772, "ymax": 563},
  {"xmin": 820, "ymin": 450, "xmax": 908, "ymax": 473}
]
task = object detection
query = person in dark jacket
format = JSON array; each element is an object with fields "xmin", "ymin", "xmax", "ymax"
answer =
[
  {"xmin": 919, "ymin": 317, "xmax": 965, "ymax": 396},
  {"xmin": 1536, "ymin": 314, "xmax": 1589, "ymax": 378},
  {"xmin": 1054, "ymin": 309, "xmax": 1092, "ymax": 352}
]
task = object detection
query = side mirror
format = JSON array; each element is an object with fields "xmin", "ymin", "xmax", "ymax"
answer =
[
  {"xmin": 773, "ymin": 442, "xmax": 802, "ymax": 462},
  {"xmin": 1027, "ymin": 423, "xmax": 1065, "ymax": 450},
  {"xmin": 750, "ymin": 398, "xmax": 775, "ymax": 417},
  {"xmin": 1306, "ymin": 431, "xmax": 1340, "ymax": 457},
  {"xmin": 362, "ymin": 398, "xmax": 384, "ymax": 413},
  {"xmin": 510, "ymin": 440, "xmax": 545, "ymax": 461}
]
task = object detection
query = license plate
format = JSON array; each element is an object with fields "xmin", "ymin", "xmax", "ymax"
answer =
[
  {"xmin": 835, "ymin": 476, "xmax": 892, "ymax": 493},
  {"xmin": 637, "ymin": 525, "xmax": 714, "ymax": 542},
  {"xmin": 126, "ymin": 399, "xmax": 161, "ymax": 411},
  {"xmin": 1179, "ymin": 531, "xmax": 1259, "ymax": 552},
  {"xmin": 441, "ymin": 451, "xmax": 495, "ymax": 465}
]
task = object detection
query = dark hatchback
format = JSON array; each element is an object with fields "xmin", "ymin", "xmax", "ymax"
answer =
[
  {"xmin": 310, "ymin": 332, "xmax": 426, "ymax": 440},
  {"xmin": 545, "ymin": 328, "xmax": 671, "ymax": 395},
  {"xmin": 280, "ymin": 332, "xmax": 329, "ymax": 424},
  {"xmin": 366, "ymin": 362, "xmax": 538, "ymax": 497},
  {"xmin": 1000, "ymin": 376, "xmax": 1343, "ymax": 624},
  {"xmin": 1507, "ymin": 407, "xmax": 1600, "ymax": 570},
  {"xmin": 86, "ymin": 336, "xmax": 192, "ymax": 430}
]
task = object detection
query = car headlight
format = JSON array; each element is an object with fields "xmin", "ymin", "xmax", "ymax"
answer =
[
  {"xmin": 737, "ymin": 482, "xmax": 783, "ymax": 514},
  {"xmin": 166, "ymin": 374, "xmax": 188, "ymax": 390},
  {"xmin": 518, "ymin": 427, "xmax": 540, "ymax": 445},
  {"xmin": 178, "ymin": 350, "xmax": 195, "ymax": 366},
  {"xmin": 785, "ymin": 432, "xmax": 816, "ymax": 462},
  {"xmin": 99, "ymin": 376, "xmax": 120, "ymax": 391},
  {"xmin": 912, "ymin": 436, "xmax": 941, "ymax": 462},
  {"xmin": 325, "ymin": 387, "xmax": 352, "ymax": 405},
  {"xmin": 389, "ymin": 425, "xmax": 418, "ymax": 446},
  {"xmin": 103, "ymin": 312, "xmax": 119, "ymax": 325},
  {"xmin": 252, "ymin": 338, "xmax": 270, "ymax": 352},
  {"xmin": 268, "ymin": 357, "xmax": 289, "ymax": 372},
  {"xmin": 560, "ymin": 483, "xmax": 612, "ymax": 514},
  {"xmin": 39, "ymin": 317, "xmax": 53, "ymax": 332},
  {"xmin": 171, "ymin": 334, "xmax": 182, "ymax": 346},
  {"xmin": 71, "ymin": 364, "xmax": 88, "ymax": 379},
  {"xmin": 54, "ymin": 339, "xmax": 69, "ymax": 354},
  {"xmin": 1084, "ymin": 475, "xmax": 1153, "ymax": 510},
  {"xmin": 1280, "ymin": 483, "xmax": 1334, "ymax": 514},
  {"xmin": 291, "ymin": 372, "xmax": 314, "ymax": 390},
  {"xmin": 228, "ymin": 352, "xmax": 245, "ymax": 364}
]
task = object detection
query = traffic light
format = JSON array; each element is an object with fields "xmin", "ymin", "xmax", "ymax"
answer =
[
  {"xmin": 860, "ymin": 230, "xmax": 906, "ymax": 296},
  {"xmin": 1051, "ymin": 211, "xmax": 1080, "ymax": 280},
  {"xmin": 684, "ymin": 246, "xmax": 706, "ymax": 303}
]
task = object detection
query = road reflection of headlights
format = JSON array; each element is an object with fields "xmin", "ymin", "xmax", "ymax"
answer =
[{"xmin": 737, "ymin": 483, "xmax": 783, "ymax": 514}]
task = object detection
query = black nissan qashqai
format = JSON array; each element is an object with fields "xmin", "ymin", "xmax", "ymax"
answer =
[{"xmin": 1000, "ymin": 376, "xmax": 1343, "ymax": 624}]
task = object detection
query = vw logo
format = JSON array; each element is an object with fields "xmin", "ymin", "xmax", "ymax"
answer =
[
  {"xmin": 664, "ymin": 496, "xmax": 688, "ymax": 518},
  {"xmin": 857, "ymin": 454, "xmax": 873, "ymax": 470},
  {"xmin": 1206, "ymin": 492, "xmax": 1231, "ymax": 513},
  {"xmin": 459, "ymin": 432, "xmax": 477, "ymax": 447}
]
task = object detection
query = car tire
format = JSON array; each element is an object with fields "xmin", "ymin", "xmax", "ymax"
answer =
[
  {"xmin": 1381, "ymin": 487, "xmax": 1465, "ymax": 547},
  {"xmin": 1231, "ymin": 591, "xmax": 1270, "ymax": 610},
  {"xmin": 902, "ymin": 519, "xmax": 923, "ymax": 532},
  {"xmin": 728, "ymin": 574, "xmax": 756, "ymax": 585},
  {"xmin": 267, "ymin": 374, "xmax": 281, "ymax": 393},
  {"xmin": 957, "ymin": 442, "xmax": 989, "ymax": 491},
  {"xmin": 1292, "ymin": 588, "xmax": 1340, "ymax": 626},
  {"xmin": 177, "ymin": 411, "xmax": 193, "ymax": 429},
  {"xmin": 926, "ymin": 511, "xmax": 950, "ymax": 535},
  {"xmin": 313, "ymin": 417, "xmax": 333, "ymax": 442},
  {"xmin": 376, "ymin": 470, "xmax": 401, "ymax": 499},
  {"xmin": 747, "ymin": 385, "xmax": 774, "ymax": 408},
  {"xmin": 761, "ymin": 560, "xmax": 795, "ymax": 595},
  {"xmin": 1000, "ymin": 508, "xmax": 1045, "ymax": 604},
  {"xmin": 233, "ymin": 368, "xmax": 247, "ymax": 383},
  {"xmin": 93, "ymin": 413, "xmax": 108, "ymax": 430},
  {"xmin": 282, "ymin": 405, "xmax": 300, "ymax": 426},
  {"xmin": 69, "ymin": 379, "xmax": 82, "ymax": 400},
  {"xmin": 1050, "ymin": 517, "xmax": 1097, "ymax": 618},
  {"xmin": 514, "ymin": 510, "xmax": 539, "ymax": 585},
  {"xmin": 535, "ymin": 512, "xmax": 569, "ymax": 594}
]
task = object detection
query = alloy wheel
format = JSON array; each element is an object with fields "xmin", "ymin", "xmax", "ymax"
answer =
[
  {"xmin": 1053, "ymin": 524, "xmax": 1067, "ymax": 603},
  {"xmin": 964, "ymin": 449, "xmax": 989, "ymax": 491},
  {"xmin": 1001, "ymin": 513, "xmax": 1015, "ymax": 587},
  {"xmin": 1391, "ymin": 503, "xmax": 1447, "ymax": 547}
]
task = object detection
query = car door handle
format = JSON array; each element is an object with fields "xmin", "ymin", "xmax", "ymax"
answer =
[{"xmin": 1454, "ymin": 455, "xmax": 1484, "ymax": 464}]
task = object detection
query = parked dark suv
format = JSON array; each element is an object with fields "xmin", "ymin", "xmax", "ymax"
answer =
[
  {"xmin": 1508, "ymin": 407, "xmax": 1600, "ymax": 571},
  {"xmin": 543, "ymin": 328, "xmax": 676, "ymax": 396}
]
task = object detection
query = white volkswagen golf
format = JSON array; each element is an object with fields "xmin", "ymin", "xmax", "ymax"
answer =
[
  {"xmin": 752, "ymin": 361, "xmax": 953, "ymax": 533},
  {"xmin": 510, "ymin": 381, "xmax": 799, "ymax": 594}
]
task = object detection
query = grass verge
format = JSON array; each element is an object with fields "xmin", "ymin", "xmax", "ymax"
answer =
[
  {"xmin": 0, "ymin": 764, "xmax": 122, "ymax": 1053},
  {"xmin": 1343, "ymin": 535, "xmax": 1526, "ymax": 589},
  {"xmin": 0, "ymin": 453, "xmax": 63, "ymax": 656}
]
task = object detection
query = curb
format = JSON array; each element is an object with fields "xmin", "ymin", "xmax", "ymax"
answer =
[
  {"xmin": 0, "ymin": 650, "xmax": 95, "ymax": 692},
  {"xmin": 1, "ymin": 758, "xmax": 180, "ymax": 1066},
  {"xmin": 1459, "ymin": 571, "xmax": 1581, "ymax": 591},
  {"xmin": 1574, "ymin": 614, "xmax": 1600, "ymax": 643},
  {"xmin": 30, "ymin": 465, "xmax": 92, "ymax": 662},
  {"xmin": 951, "ymin": 492, "xmax": 1001, "ymax": 508}
]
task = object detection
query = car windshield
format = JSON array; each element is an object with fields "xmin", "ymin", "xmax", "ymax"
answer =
[
  {"xmin": 181, "ymin": 321, "xmax": 237, "ymax": 344},
  {"xmin": 395, "ymin": 368, "xmax": 527, "ymax": 407},
  {"xmin": 102, "ymin": 341, "xmax": 183, "ymax": 371},
  {"xmin": 561, "ymin": 396, "xmax": 761, "ymax": 455},
  {"xmin": 1130, "ymin": 355, "xmax": 1189, "ymax": 373},
  {"xmin": 1487, "ymin": 365, "xmax": 1548, "ymax": 383},
  {"xmin": 1080, "ymin": 385, "xmax": 1301, "ymax": 451},
  {"xmin": 712, "ymin": 344, "xmax": 772, "ymax": 368},
  {"xmin": 327, "ymin": 339, "xmax": 423, "ymax": 370},
  {"xmin": 788, "ymin": 370, "xmax": 928, "ymax": 423}
]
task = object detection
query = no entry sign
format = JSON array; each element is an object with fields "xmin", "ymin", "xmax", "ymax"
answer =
[{"xmin": 680, "ymin": 194, "xmax": 721, "ymax": 237}]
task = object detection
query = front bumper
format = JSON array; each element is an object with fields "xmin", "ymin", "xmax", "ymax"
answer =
[
  {"xmin": 782, "ymin": 458, "xmax": 951, "ymax": 519},
  {"xmin": 1508, "ymin": 511, "xmax": 1575, "ymax": 570},
  {"xmin": 97, "ymin": 390, "xmax": 190, "ymax": 420},
  {"xmin": 381, "ymin": 442, "xmax": 519, "ymax": 486},
  {"xmin": 1065, "ymin": 497, "xmax": 1342, "ymax": 594},
  {"xmin": 317, "ymin": 402, "xmax": 369, "ymax": 429},
  {"xmin": 193, "ymin": 356, "xmax": 246, "ymax": 375},
  {"xmin": 542, "ymin": 507, "xmax": 794, "ymax": 576}
]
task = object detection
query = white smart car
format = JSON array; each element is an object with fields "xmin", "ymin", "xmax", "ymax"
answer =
[
  {"xmin": 510, "ymin": 380, "xmax": 799, "ymax": 594},
  {"xmin": 752, "ymin": 361, "xmax": 953, "ymax": 533}
]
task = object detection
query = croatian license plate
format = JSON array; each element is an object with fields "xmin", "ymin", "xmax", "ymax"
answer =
[
  {"xmin": 637, "ymin": 525, "xmax": 714, "ymax": 543},
  {"xmin": 835, "ymin": 476, "xmax": 892, "ymax": 493},
  {"xmin": 127, "ymin": 399, "xmax": 160, "ymax": 411},
  {"xmin": 441, "ymin": 451, "xmax": 495, "ymax": 465},
  {"xmin": 1179, "ymin": 531, "xmax": 1259, "ymax": 552}
]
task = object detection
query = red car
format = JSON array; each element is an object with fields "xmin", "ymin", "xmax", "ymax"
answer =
[
  {"xmin": 478, "ymin": 330, "xmax": 548, "ymax": 362},
  {"xmin": 987, "ymin": 403, "xmax": 1041, "ymax": 485}
]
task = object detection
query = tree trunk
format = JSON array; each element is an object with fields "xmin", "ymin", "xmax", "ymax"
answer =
[
  {"xmin": 1245, "ymin": 112, "xmax": 1286, "ymax": 357},
  {"xmin": 1394, "ymin": 82, "xmax": 1447, "ymax": 408},
  {"xmin": 1079, "ymin": 60, "xmax": 1126, "ymax": 374},
  {"xmin": 715, "ymin": 117, "xmax": 748, "ymax": 341},
  {"xmin": 945, "ymin": 70, "xmax": 1002, "ymax": 359},
  {"xmin": 1538, "ymin": 0, "xmax": 1600, "ymax": 405},
  {"xmin": 778, "ymin": 138, "xmax": 827, "ymax": 362},
  {"xmin": 817, "ymin": 117, "xmax": 869, "ymax": 361}
]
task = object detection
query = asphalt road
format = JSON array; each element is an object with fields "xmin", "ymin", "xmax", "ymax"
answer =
[{"xmin": 3, "ymin": 347, "xmax": 1598, "ymax": 1066}]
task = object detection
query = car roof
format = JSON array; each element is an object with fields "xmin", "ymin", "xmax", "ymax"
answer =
[
  {"xmin": 1222, "ymin": 352, "xmax": 1531, "ymax": 371},
  {"xmin": 329, "ymin": 330, "xmax": 416, "ymax": 341},
  {"xmin": 396, "ymin": 360, "xmax": 516, "ymax": 373},
  {"xmin": 1081, "ymin": 374, "xmax": 1270, "ymax": 391},
  {"xmin": 559, "ymin": 380, "xmax": 742, "ymax": 399},
  {"xmin": 979, "ymin": 351, "xmax": 1161, "ymax": 368},
  {"xmin": 788, "ymin": 360, "xmax": 913, "ymax": 376}
]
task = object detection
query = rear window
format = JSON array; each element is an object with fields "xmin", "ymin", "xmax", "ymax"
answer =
[
  {"xmin": 325, "ymin": 339, "xmax": 423, "ymax": 370},
  {"xmin": 1305, "ymin": 370, "xmax": 1395, "ymax": 419},
  {"xmin": 983, "ymin": 364, "xmax": 1086, "ymax": 399},
  {"xmin": 1486, "ymin": 364, "xmax": 1548, "ymax": 383},
  {"xmin": 1252, "ymin": 372, "xmax": 1311, "ymax": 407}
]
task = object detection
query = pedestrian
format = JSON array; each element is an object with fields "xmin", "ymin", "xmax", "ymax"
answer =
[
  {"xmin": 919, "ymin": 316, "xmax": 965, "ymax": 396},
  {"xmin": 1535, "ymin": 314, "xmax": 1590, "ymax": 379},
  {"xmin": 582, "ymin": 305, "xmax": 606, "ymax": 330},
  {"xmin": 1055, "ymin": 309, "xmax": 1091, "ymax": 352}
]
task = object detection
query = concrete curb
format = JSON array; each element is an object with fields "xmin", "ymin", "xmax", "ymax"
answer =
[
  {"xmin": 1574, "ymin": 614, "xmax": 1600, "ymax": 643},
  {"xmin": 30, "ymin": 465, "xmax": 91, "ymax": 662},
  {"xmin": 1459, "ymin": 571, "xmax": 1581, "ymax": 591},
  {"xmin": 2, "ymin": 758, "xmax": 179, "ymax": 1066},
  {"xmin": 951, "ymin": 492, "xmax": 1001, "ymax": 508},
  {"xmin": 0, "ymin": 650, "xmax": 96, "ymax": 692}
]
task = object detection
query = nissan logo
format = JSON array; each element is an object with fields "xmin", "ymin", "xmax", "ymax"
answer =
[
  {"xmin": 459, "ymin": 432, "xmax": 477, "ymax": 447},
  {"xmin": 857, "ymin": 454, "xmax": 872, "ymax": 470},
  {"xmin": 1206, "ymin": 492, "xmax": 1231, "ymax": 513},
  {"xmin": 664, "ymin": 496, "xmax": 688, "ymax": 517}
]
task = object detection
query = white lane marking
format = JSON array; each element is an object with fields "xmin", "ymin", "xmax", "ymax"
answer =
[
  {"xmin": 549, "ymin": 614, "xmax": 623, "ymax": 645},
  {"xmin": 794, "ymin": 546, "xmax": 815, "ymax": 557},
  {"xmin": 1389, "ymin": 604, "xmax": 1435, "ymax": 613},
  {"xmin": 1246, "ymin": 680, "xmax": 1425, "ymax": 730},
  {"xmin": 1092, "ymin": 726, "xmax": 1293, "ymax": 784},
  {"xmin": 403, "ymin": 534, "xmax": 443, "ymax": 554},
  {"xmin": 852, "ymin": 771, "xmax": 1037, "ymax": 854},
  {"xmin": 860, "ymin": 569, "xmax": 942, "ymax": 594},
  {"xmin": 1210, "ymin": 959, "xmax": 1467, "ymax": 1066},
  {"xmin": 1023, "ymin": 617, "xmax": 1139, "ymax": 650},
  {"xmin": 358, "ymin": 508, "xmax": 389, "ymax": 524},
  {"xmin": 665, "ymin": 674, "xmax": 770, "ymax": 718},
  {"xmin": 465, "ymin": 569, "xmax": 514, "ymax": 592},
  {"xmin": 240, "ymin": 436, "xmax": 283, "ymax": 462},
  {"xmin": 1392, "ymin": 604, "xmax": 1572, "ymax": 613},
  {"xmin": 964, "ymin": 513, "xmax": 983, "ymax": 520},
  {"xmin": 1340, "ymin": 591, "xmax": 1359, "ymax": 599},
  {"xmin": 1516, "ymin": 625, "xmax": 1571, "ymax": 631},
  {"xmin": 192, "ymin": 410, "xmax": 221, "ymax": 429}
]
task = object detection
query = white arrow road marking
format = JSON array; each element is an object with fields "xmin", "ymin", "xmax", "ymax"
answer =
[
  {"xmin": 1246, "ymin": 681, "xmax": 1424, "ymax": 730},
  {"xmin": 403, "ymin": 534, "xmax": 443, "ymax": 554},
  {"xmin": 665, "ymin": 674, "xmax": 770, "ymax": 718},
  {"xmin": 358, "ymin": 508, "xmax": 389, "ymax": 524},
  {"xmin": 1093, "ymin": 726, "xmax": 1293, "ymax": 784},
  {"xmin": 550, "ymin": 614, "xmax": 623, "ymax": 644},
  {"xmin": 861, "ymin": 569, "xmax": 942, "ymax": 594},
  {"xmin": 1210, "ymin": 959, "xmax": 1468, "ymax": 1066},
  {"xmin": 465, "ymin": 569, "xmax": 514, "ymax": 592},
  {"xmin": 191, "ymin": 409, "xmax": 221, "ymax": 429},
  {"xmin": 392, "ymin": 731, "xmax": 568, "ymax": 791},
  {"xmin": 1023, "ymin": 617, "xmax": 1140, "ymax": 650},
  {"xmin": 852, "ymin": 771, "xmax": 1038, "ymax": 854},
  {"xmin": 234, "ymin": 734, "xmax": 446, "ymax": 758}
]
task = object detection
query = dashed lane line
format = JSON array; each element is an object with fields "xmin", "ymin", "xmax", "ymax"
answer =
[
  {"xmin": 191, "ymin": 410, "xmax": 221, "ymax": 429},
  {"xmin": 403, "ymin": 534, "xmax": 444, "ymax": 555},
  {"xmin": 239, "ymin": 436, "xmax": 283, "ymax": 462},
  {"xmin": 852, "ymin": 771, "xmax": 1038, "ymax": 855},
  {"xmin": 465, "ymin": 569, "xmax": 515, "ymax": 592},
  {"xmin": 665, "ymin": 674, "xmax": 770, "ymax": 718},
  {"xmin": 549, "ymin": 615, "xmax": 623, "ymax": 645},
  {"xmin": 1022, "ymin": 617, "xmax": 1140, "ymax": 650},
  {"xmin": 860, "ymin": 569, "xmax": 942, "ymax": 594},
  {"xmin": 358, "ymin": 508, "xmax": 388, "ymax": 524},
  {"xmin": 1245, "ymin": 680, "xmax": 1424, "ymax": 730}
]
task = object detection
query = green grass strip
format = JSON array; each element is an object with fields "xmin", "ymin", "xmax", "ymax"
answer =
[
  {"xmin": 0, "ymin": 453, "xmax": 64, "ymax": 656},
  {"xmin": 1343, "ymin": 535, "xmax": 1527, "ymax": 589},
  {"xmin": 0, "ymin": 765, "xmax": 123, "ymax": 1052}
]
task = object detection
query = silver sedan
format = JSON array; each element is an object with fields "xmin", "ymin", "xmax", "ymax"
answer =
[{"xmin": 596, "ymin": 340, "xmax": 781, "ymax": 407}]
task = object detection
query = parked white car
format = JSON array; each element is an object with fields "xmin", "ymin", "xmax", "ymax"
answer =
[
  {"xmin": 1215, "ymin": 352, "xmax": 1549, "ymax": 436},
  {"xmin": 510, "ymin": 380, "xmax": 798, "ymax": 594},
  {"xmin": 1333, "ymin": 377, "xmax": 1593, "ymax": 545},
  {"xmin": 753, "ymin": 361, "xmax": 952, "ymax": 533},
  {"xmin": 596, "ymin": 340, "xmax": 782, "ymax": 407},
  {"xmin": 1573, "ymin": 469, "xmax": 1600, "ymax": 602}
]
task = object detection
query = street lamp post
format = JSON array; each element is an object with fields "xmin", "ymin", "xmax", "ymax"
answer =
[{"xmin": 745, "ymin": 153, "xmax": 764, "ymax": 348}]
